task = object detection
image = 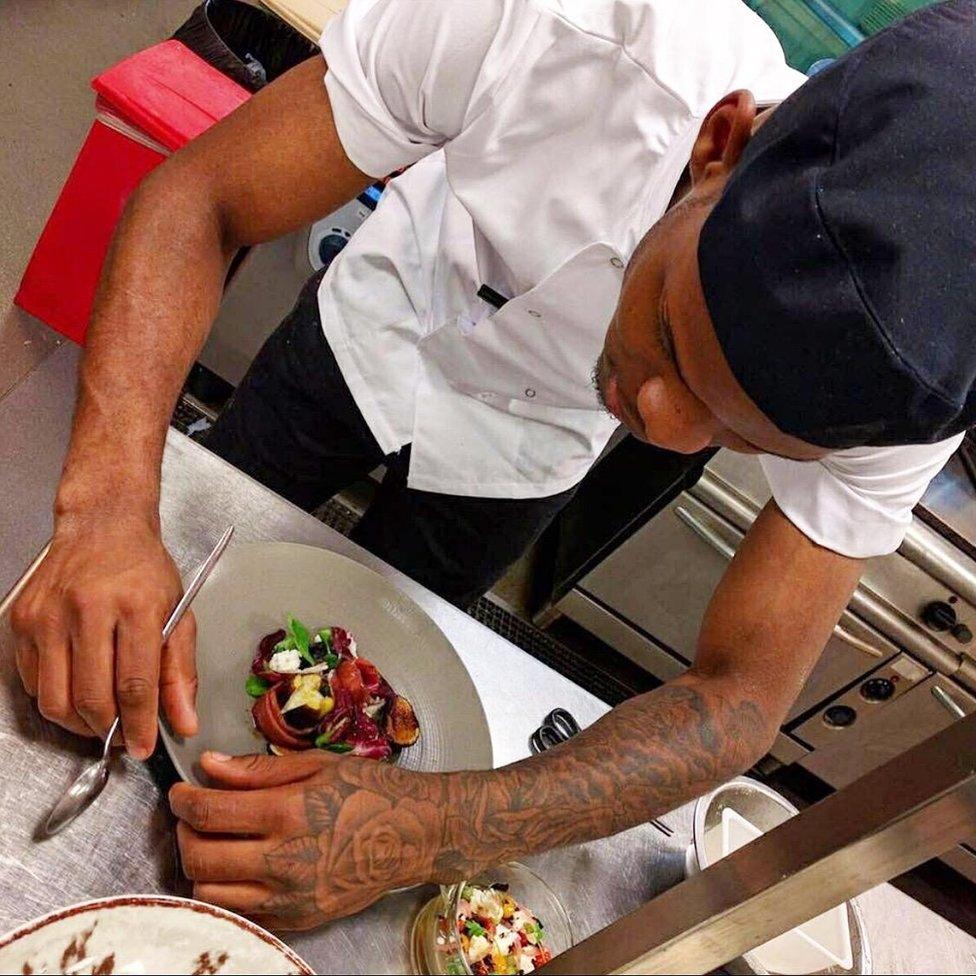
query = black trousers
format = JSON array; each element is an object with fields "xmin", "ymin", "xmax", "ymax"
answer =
[{"xmin": 203, "ymin": 270, "xmax": 577, "ymax": 608}]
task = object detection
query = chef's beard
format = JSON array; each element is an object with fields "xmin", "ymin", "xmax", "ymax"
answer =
[{"xmin": 591, "ymin": 351, "xmax": 613, "ymax": 416}]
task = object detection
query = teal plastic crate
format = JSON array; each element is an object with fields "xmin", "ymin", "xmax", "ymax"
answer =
[{"xmin": 745, "ymin": 0, "xmax": 938, "ymax": 72}]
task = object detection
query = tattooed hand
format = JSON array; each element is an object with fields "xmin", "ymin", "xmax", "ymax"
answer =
[{"xmin": 170, "ymin": 750, "xmax": 453, "ymax": 930}]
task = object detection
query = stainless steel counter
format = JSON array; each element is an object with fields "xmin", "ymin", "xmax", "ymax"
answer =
[{"xmin": 2, "ymin": 343, "xmax": 976, "ymax": 973}]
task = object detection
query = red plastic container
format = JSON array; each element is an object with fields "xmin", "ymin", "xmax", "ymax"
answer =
[{"xmin": 15, "ymin": 40, "xmax": 250, "ymax": 343}]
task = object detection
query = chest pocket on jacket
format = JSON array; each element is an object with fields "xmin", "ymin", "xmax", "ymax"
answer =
[{"xmin": 421, "ymin": 242, "xmax": 625, "ymax": 412}]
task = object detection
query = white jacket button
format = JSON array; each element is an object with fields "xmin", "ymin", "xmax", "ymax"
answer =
[{"xmin": 525, "ymin": 388, "xmax": 537, "ymax": 398}]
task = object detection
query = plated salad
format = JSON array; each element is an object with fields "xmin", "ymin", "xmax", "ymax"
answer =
[
  {"xmin": 246, "ymin": 614, "xmax": 420, "ymax": 760},
  {"xmin": 447, "ymin": 884, "xmax": 552, "ymax": 975}
]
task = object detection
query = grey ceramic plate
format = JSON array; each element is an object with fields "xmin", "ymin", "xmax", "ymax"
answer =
[{"xmin": 161, "ymin": 542, "xmax": 492, "ymax": 783}]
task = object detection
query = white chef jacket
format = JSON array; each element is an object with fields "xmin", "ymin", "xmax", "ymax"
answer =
[{"xmin": 317, "ymin": 0, "xmax": 962, "ymax": 559}]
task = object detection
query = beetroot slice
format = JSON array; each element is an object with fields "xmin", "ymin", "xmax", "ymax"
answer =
[
  {"xmin": 252, "ymin": 687, "xmax": 314, "ymax": 751},
  {"xmin": 252, "ymin": 629, "xmax": 287, "ymax": 677},
  {"xmin": 331, "ymin": 626, "xmax": 356, "ymax": 659}
]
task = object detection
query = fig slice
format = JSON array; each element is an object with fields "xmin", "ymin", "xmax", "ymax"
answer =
[{"xmin": 385, "ymin": 695, "xmax": 421, "ymax": 747}]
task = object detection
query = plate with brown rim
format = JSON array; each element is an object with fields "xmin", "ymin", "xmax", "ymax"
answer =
[{"xmin": 0, "ymin": 894, "xmax": 313, "ymax": 974}]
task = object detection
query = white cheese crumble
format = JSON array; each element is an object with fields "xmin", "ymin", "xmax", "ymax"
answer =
[
  {"xmin": 269, "ymin": 647, "xmax": 301, "ymax": 672},
  {"xmin": 466, "ymin": 935, "xmax": 492, "ymax": 964},
  {"xmin": 494, "ymin": 924, "xmax": 518, "ymax": 954}
]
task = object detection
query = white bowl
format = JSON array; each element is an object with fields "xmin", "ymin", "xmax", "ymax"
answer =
[{"xmin": 685, "ymin": 777, "xmax": 870, "ymax": 975}]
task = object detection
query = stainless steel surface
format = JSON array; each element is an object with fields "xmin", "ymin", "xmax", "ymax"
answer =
[
  {"xmin": 544, "ymin": 715, "xmax": 976, "ymax": 976},
  {"xmin": 0, "ymin": 344, "xmax": 82, "ymax": 598},
  {"xmin": 0, "ymin": 542, "xmax": 51, "ymax": 618},
  {"xmin": 674, "ymin": 504, "xmax": 884, "ymax": 659},
  {"xmin": 798, "ymin": 673, "xmax": 976, "ymax": 787},
  {"xmin": 672, "ymin": 503, "xmax": 737, "ymax": 559},
  {"xmin": 844, "ymin": 579, "xmax": 966, "ymax": 685},
  {"xmin": 556, "ymin": 588, "xmax": 687, "ymax": 681},
  {"xmin": 900, "ymin": 520, "xmax": 976, "ymax": 611},
  {"xmin": 40, "ymin": 526, "xmax": 234, "ymax": 837},
  {"xmin": 923, "ymin": 450, "xmax": 976, "ymax": 552}
]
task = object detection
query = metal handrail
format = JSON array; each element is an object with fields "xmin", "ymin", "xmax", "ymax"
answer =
[
  {"xmin": 674, "ymin": 505, "xmax": 883, "ymax": 658},
  {"xmin": 541, "ymin": 713, "xmax": 976, "ymax": 975}
]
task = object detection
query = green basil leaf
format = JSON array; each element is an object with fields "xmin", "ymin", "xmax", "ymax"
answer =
[
  {"xmin": 287, "ymin": 614, "xmax": 312, "ymax": 665},
  {"xmin": 325, "ymin": 742, "xmax": 353, "ymax": 754},
  {"xmin": 316, "ymin": 627, "xmax": 333, "ymax": 646},
  {"xmin": 245, "ymin": 675, "xmax": 271, "ymax": 698},
  {"xmin": 465, "ymin": 920, "xmax": 486, "ymax": 937},
  {"xmin": 314, "ymin": 732, "xmax": 333, "ymax": 748}
]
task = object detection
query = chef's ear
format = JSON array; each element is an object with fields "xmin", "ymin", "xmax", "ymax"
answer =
[{"xmin": 689, "ymin": 90, "xmax": 758, "ymax": 188}]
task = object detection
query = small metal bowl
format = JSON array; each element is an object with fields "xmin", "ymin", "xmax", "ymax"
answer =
[{"xmin": 685, "ymin": 777, "xmax": 871, "ymax": 975}]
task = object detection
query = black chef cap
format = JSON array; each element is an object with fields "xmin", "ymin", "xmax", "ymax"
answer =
[{"xmin": 698, "ymin": 0, "xmax": 976, "ymax": 449}]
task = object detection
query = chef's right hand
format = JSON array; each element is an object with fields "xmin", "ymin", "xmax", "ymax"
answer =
[{"xmin": 9, "ymin": 512, "xmax": 198, "ymax": 758}]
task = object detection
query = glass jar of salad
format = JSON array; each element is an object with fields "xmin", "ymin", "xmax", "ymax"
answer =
[{"xmin": 410, "ymin": 863, "xmax": 573, "ymax": 976}]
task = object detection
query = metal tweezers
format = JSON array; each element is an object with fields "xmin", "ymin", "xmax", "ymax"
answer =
[{"xmin": 529, "ymin": 707, "xmax": 674, "ymax": 837}]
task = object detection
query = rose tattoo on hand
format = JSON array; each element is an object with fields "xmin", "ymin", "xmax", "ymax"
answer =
[{"xmin": 170, "ymin": 750, "xmax": 449, "ymax": 930}]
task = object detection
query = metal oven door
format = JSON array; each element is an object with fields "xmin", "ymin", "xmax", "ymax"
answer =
[{"xmin": 576, "ymin": 492, "xmax": 899, "ymax": 725}]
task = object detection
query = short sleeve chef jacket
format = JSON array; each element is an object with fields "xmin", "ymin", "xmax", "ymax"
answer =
[{"xmin": 317, "ymin": 0, "xmax": 962, "ymax": 559}]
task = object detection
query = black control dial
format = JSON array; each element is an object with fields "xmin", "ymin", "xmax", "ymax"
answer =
[
  {"xmin": 921, "ymin": 600, "xmax": 957, "ymax": 632},
  {"xmin": 860, "ymin": 677, "xmax": 895, "ymax": 702},
  {"xmin": 952, "ymin": 622, "xmax": 973, "ymax": 644},
  {"xmin": 823, "ymin": 704, "xmax": 857, "ymax": 728}
]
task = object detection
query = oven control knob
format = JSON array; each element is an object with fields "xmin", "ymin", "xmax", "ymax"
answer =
[
  {"xmin": 952, "ymin": 622, "xmax": 973, "ymax": 645},
  {"xmin": 921, "ymin": 600, "xmax": 957, "ymax": 632},
  {"xmin": 859, "ymin": 677, "xmax": 895, "ymax": 702},
  {"xmin": 823, "ymin": 704, "xmax": 857, "ymax": 728}
]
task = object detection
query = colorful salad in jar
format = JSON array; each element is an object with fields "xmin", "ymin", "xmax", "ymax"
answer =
[
  {"xmin": 447, "ymin": 884, "xmax": 552, "ymax": 975},
  {"xmin": 246, "ymin": 614, "xmax": 419, "ymax": 760}
]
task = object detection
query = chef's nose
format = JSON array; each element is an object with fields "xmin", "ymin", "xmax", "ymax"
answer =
[{"xmin": 635, "ymin": 376, "xmax": 718, "ymax": 454}]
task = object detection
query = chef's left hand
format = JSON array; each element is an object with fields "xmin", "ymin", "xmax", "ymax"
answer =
[{"xmin": 170, "ymin": 750, "xmax": 451, "ymax": 930}]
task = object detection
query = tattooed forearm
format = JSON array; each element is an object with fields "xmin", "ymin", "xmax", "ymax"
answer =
[
  {"xmin": 236, "ymin": 672, "xmax": 773, "ymax": 925},
  {"xmin": 434, "ymin": 673, "xmax": 773, "ymax": 879}
]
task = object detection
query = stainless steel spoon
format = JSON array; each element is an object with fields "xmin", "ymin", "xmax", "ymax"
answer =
[{"xmin": 41, "ymin": 526, "xmax": 235, "ymax": 838}]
